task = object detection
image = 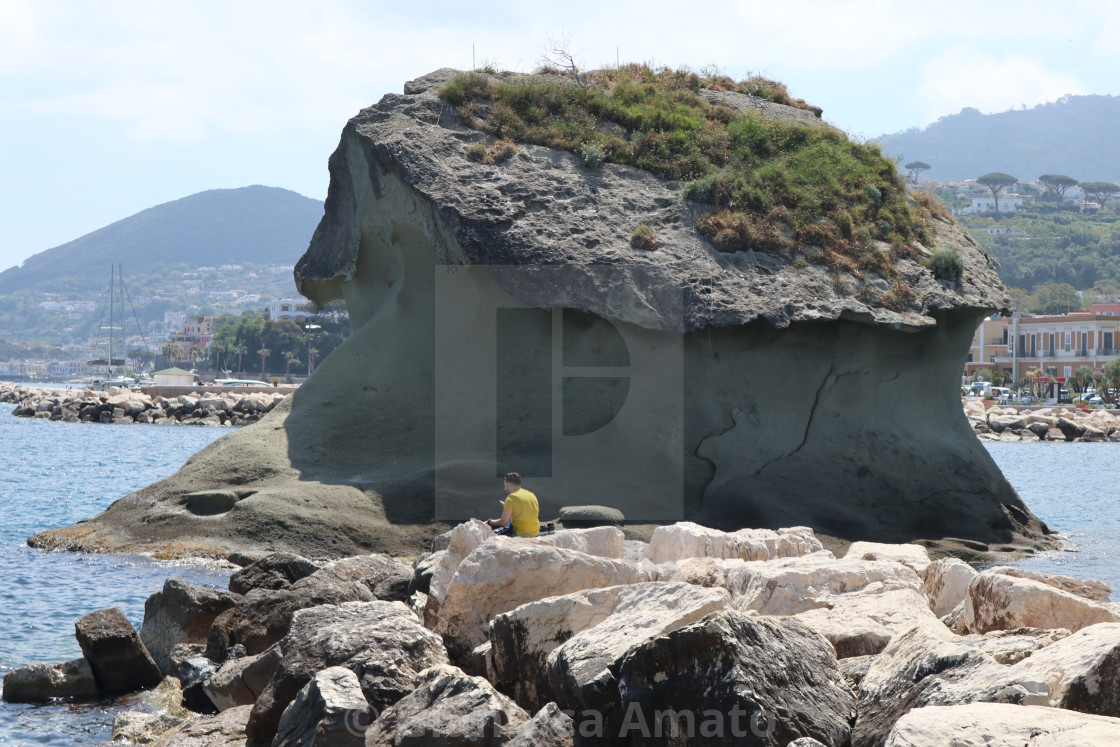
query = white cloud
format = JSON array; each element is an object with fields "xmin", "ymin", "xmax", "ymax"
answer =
[{"xmin": 917, "ymin": 47, "xmax": 1086, "ymax": 125}]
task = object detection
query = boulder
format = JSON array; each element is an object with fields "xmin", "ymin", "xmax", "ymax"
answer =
[
  {"xmin": 111, "ymin": 710, "xmax": 189, "ymax": 745},
  {"xmin": 969, "ymin": 627, "xmax": 1071, "ymax": 665},
  {"xmin": 228, "ymin": 552, "xmax": 320, "ymax": 595},
  {"xmin": 273, "ymin": 666, "xmax": 369, "ymax": 747},
  {"xmin": 963, "ymin": 570, "xmax": 1120, "ymax": 634},
  {"xmin": 297, "ymin": 554, "xmax": 412, "ymax": 602},
  {"xmin": 408, "ymin": 550, "xmax": 445, "ymax": 595},
  {"xmin": 154, "ymin": 704, "xmax": 253, "ymax": 746},
  {"xmin": 843, "ymin": 541, "xmax": 931, "ymax": 575},
  {"xmin": 489, "ymin": 582, "xmax": 730, "ymax": 711},
  {"xmin": 246, "ymin": 601, "xmax": 448, "ymax": 742},
  {"xmin": 852, "ymin": 623, "xmax": 1051, "ymax": 747},
  {"xmin": 207, "ymin": 556, "xmax": 414, "ymax": 658},
  {"xmin": 986, "ymin": 565, "xmax": 1112, "ymax": 602},
  {"xmin": 428, "ymin": 520, "xmax": 493, "ymax": 607},
  {"xmin": 645, "ymin": 522, "xmax": 824, "ymax": 564},
  {"xmin": 364, "ymin": 664, "xmax": 529, "ymax": 746},
  {"xmin": 610, "ymin": 611, "xmax": 855, "ymax": 747},
  {"xmin": 537, "ymin": 526, "xmax": 625, "ymax": 560},
  {"xmin": 140, "ymin": 579, "xmax": 240, "ymax": 674},
  {"xmin": 730, "ymin": 555, "xmax": 924, "ymax": 615},
  {"xmin": 179, "ymin": 656, "xmax": 219, "ymax": 713},
  {"xmin": 1017, "ymin": 622, "xmax": 1120, "ymax": 715},
  {"xmin": 883, "ymin": 703, "xmax": 1120, "ymax": 746},
  {"xmin": 794, "ymin": 588, "xmax": 949, "ymax": 658},
  {"xmin": 922, "ymin": 557, "xmax": 977, "ymax": 618},
  {"xmin": 557, "ymin": 505, "xmax": 625, "ymax": 528},
  {"xmin": 434, "ymin": 538, "xmax": 659, "ymax": 660},
  {"xmin": 202, "ymin": 647, "xmax": 281, "ymax": 712},
  {"xmin": 1056, "ymin": 416, "xmax": 1086, "ymax": 440},
  {"xmin": 74, "ymin": 607, "xmax": 162, "ymax": 695},
  {"xmin": 507, "ymin": 702, "xmax": 575, "ymax": 747},
  {"xmin": 839, "ymin": 655, "xmax": 876, "ymax": 690},
  {"xmin": 1, "ymin": 658, "xmax": 98, "ymax": 703}
]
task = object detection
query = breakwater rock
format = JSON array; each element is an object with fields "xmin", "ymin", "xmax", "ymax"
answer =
[
  {"xmin": 0, "ymin": 383, "xmax": 285, "ymax": 427},
  {"xmin": 966, "ymin": 400, "xmax": 1120, "ymax": 442},
  {"xmin": 6, "ymin": 523, "xmax": 1120, "ymax": 745}
]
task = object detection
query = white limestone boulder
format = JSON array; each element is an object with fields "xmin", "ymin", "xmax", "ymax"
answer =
[
  {"xmin": 730, "ymin": 555, "xmax": 924, "ymax": 615},
  {"xmin": 986, "ymin": 565, "xmax": 1112, "ymax": 602},
  {"xmin": 923, "ymin": 557, "xmax": 977, "ymax": 618},
  {"xmin": 489, "ymin": 581, "xmax": 730, "ymax": 711},
  {"xmin": 844, "ymin": 542, "xmax": 931, "ymax": 576},
  {"xmin": 964, "ymin": 570, "xmax": 1120, "ymax": 634},
  {"xmin": 427, "ymin": 520, "xmax": 492, "ymax": 607},
  {"xmin": 794, "ymin": 588, "xmax": 949, "ymax": 658},
  {"xmin": 535, "ymin": 526, "xmax": 625, "ymax": 559},
  {"xmin": 852, "ymin": 623, "xmax": 1051, "ymax": 747},
  {"xmin": 1016, "ymin": 621, "xmax": 1120, "ymax": 715},
  {"xmin": 884, "ymin": 703, "xmax": 1120, "ymax": 746},
  {"xmin": 434, "ymin": 538, "xmax": 659, "ymax": 660},
  {"xmin": 645, "ymin": 521, "xmax": 823, "ymax": 564}
]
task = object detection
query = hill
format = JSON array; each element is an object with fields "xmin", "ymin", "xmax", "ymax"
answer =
[
  {"xmin": 0, "ymin": 186, "xmax": 323, "ymax": 294},
  {"xmin": 875, "ymin": 95, "xmax": 1120, "ymax": 183}
]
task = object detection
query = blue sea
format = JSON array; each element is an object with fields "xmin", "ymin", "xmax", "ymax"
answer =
[{"xmin": 0, "ymin": 401, "xmax": 1116, "ymax": 744}]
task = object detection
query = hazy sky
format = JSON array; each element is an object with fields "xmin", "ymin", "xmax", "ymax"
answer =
[{"xmin": 2, "ymin": 0, "xmax": 1118, "ymax": 274}]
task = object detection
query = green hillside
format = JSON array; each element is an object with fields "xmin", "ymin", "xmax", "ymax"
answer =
[
  {"xmin": 0, "ymin": 185, "xmax": 323, "ymax": 294},
  {"xmin": 876, "ymin": 95, "xmax": 1120, "ymax": 183}
]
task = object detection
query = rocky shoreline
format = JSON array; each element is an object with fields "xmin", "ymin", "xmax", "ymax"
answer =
[
  {"xmin": 0, "ymin": 383, "xmax": 285, "ymax": 427},
  {"xmin": 4, "ymin": 520, "xmax": 1119, "ymax": 745},
  {"xmin": 966, "ymin": 400, "xmax": 1120, "ymax": 442}
]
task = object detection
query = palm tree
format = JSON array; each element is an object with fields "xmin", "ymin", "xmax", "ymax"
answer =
[
  {"xmin": 307, "ymin": 346, "xmax": 319, "ymax": 376},
  {"xmin": 233, "ymin": 344, "xmax": 248, "ymax": 375},
  {"xmin": 188, "ymin": 345, "xmax": 205, "ymax": 370},
  {"xmin": 162, "ymin": 343, "xmax": 183, "ymax": 367},
  {"xmin": 283, "ymin": 351, "xmax": 301, "ymax": 379},
  {"xmin": 257, "ymin": 348, "xmax": 271, "ymax": 375}
]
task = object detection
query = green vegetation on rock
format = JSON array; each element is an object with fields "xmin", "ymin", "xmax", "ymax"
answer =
[{"xmin": 441, "ymin": 66, "xmax": 937, "ymax": 283}]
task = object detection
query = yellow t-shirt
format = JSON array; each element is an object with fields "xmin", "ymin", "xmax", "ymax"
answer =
[{"xmin": 504, "ymin": 488, "xmax": 540, "ymax": 538}]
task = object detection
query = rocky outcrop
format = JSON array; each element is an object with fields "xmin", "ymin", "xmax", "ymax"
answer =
[
  {"xmin": 883, "ymin": 703, "xmax": 1120, "ymax": 746},
  {"xmin": 32, "ymin": 67, "xmax": 1049, "ymax": 560}
]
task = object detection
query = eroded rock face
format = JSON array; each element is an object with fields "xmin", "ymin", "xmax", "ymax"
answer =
[
  {"xmin": 140, "ymin": 579, "xmax": 240, "ymax": 675},
  {"xmin": 30, "ymin": 68, "xmax": 1048, "ymax": 559}
]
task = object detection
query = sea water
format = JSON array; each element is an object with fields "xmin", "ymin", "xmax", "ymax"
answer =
[
  {"xmin": 0, "ymin": 401, "xmax": 228, "ymax": 744},
  {"xmin": 0, "ymin": 404, "xmax": 1118, "ymax": 743}
]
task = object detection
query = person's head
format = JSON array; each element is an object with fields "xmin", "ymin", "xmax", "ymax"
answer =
[{"xmin": 503, "ymin": 472, "xmax": 522, "ymax": 493}]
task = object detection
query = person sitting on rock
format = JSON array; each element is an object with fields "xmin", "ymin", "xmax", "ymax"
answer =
[{"xmin": 484, "ymin": 472, "xmax": 539, "ymax": 538}]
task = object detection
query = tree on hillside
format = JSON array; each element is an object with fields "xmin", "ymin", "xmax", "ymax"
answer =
[
  {"xmin": 977, "ymin": 172, "xmax": 1018, "ymax": 212},
  {"xmin": 1038, "ymin": 174, "xmax": 1079, "ymax": 200},
  {"xmin": 1033, "ymin": 282, "xmax": 1083, "ymax": 315},
  {"xmin": 905, "ymin": 161, "xmax": 931, "ymax": 182},
  {"xmin": 1080, "ymin": 181, "xmax": 1120, "ymax": 208}
]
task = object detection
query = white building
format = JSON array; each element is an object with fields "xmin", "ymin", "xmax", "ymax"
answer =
[{"xmin": 269, "ymin": 298, "xmax": 315, "ymax": 322}]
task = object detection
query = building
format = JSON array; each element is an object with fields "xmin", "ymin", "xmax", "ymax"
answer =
[
  {"xmin": 169, "ymin": 315, "xmax": 220, "ymax": 349},
  {"xmin": 153, "ymin": 367, "xmax": 196, "ymax": 387},
  {"xmin": 958, "ymin": 194, "xmax": 1027, "ymax": 215},
  {"xmin": 269, "ymin": 299, "xmax": 316, "ymax": 322},
  {"xmin": 966, "ymin": 305, "xmax": 1120, "ymax": 382}
]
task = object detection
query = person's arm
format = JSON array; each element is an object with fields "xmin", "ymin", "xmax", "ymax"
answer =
[{"xmin": 487, "ymin": 507, "xmax": 513, "ymax": 528}]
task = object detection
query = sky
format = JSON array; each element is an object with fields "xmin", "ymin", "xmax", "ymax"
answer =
[{"xmin": 2, "ymin": 0, "xmax": 1118, "ymax": 274}]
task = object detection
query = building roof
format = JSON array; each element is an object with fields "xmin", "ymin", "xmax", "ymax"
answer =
[{"xmin": 153, "ymin": 367, "xmax": 195, "ymax": 376}]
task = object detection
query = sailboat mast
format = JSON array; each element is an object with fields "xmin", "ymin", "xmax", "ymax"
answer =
[{"xmin": 108, "ymin": 266, "xmax": 115, "ymax": 379}]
